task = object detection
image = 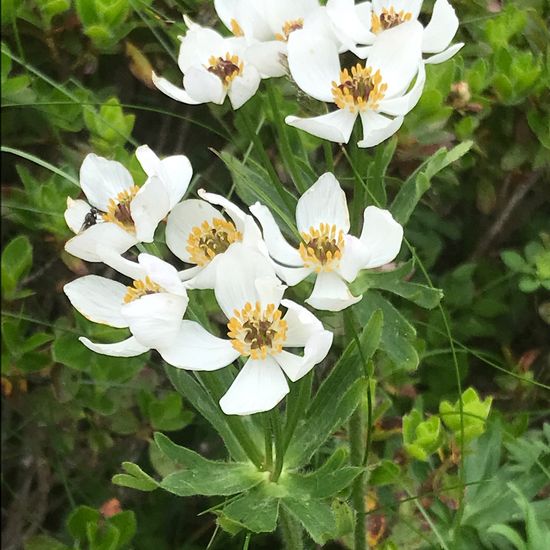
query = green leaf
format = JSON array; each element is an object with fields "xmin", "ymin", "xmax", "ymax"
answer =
[
  {"xmin": 501, "ymin": 250, "xmax": 530, "ymax": 273},
  {"xmin": 112, "ymin": 461, "xmax": 159, "ymax": 492},
  {"xmin": 155, "ymin": 433, "xmax": 266, "ymax": 496},
  {"xmin": 221, "ymin": 487, "xmax": 280, "ymax": 533},
  {"xmin": 369, "ymin": 460, "xmax": 401, "ymax": 486},
  {"xmin": 67, "ymin": 506, "xmax": 101, "ymax": 541},
  {"xmin": 148, "ymin": 392, "xmax": 193, "ymax": 431},
  {"xmin": 282, "ymin": 466, "xmax": 363, "ymax": 500},
  {"xmin": 351, "ymin": 261, "xmax": 443, "ymax": 309},
  {"xmin": 403, "ymin": 410, "xmax": 443, "ymax": 461},
  {"xmin": 1, "ymin": 235, "xmax": 32, "ymax": 299},
  {"xmin": 24, "ymin": 536, "xmax": 69, "ymax": 550},
  {"xmin": 108, "ymin": 511, "xmax": 136, "ymax": 548},
  {"xmin": 281, "ymin": 497, "xmax": 336, "ymax": 544},
  {"xmin": 391, "ymin": 141, "xmax": 473, "ymax": 225}
]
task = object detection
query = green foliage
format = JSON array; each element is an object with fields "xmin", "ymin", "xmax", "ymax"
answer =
[
  {"xmin": 1, "ymin": 235, "xmax": 33, "ymax": 300},
  {"xmin": 403, "ymin": 410, "xmax": 443, "ymax": 461}
]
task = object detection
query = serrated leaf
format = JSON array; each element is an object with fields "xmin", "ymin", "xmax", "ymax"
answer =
[
  {"xmin": 281, "ymin": 497, "xmax": 336, "ymax": 544},
  {"xmin": 221, "ymin": 487, "xmax": 280, "ymax": 533}
]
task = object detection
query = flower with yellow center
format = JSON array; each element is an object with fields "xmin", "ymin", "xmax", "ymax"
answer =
[
  {"xmin": 326, "ymin": 0, "xmax": 464, "ymax": 65},
  {"xmin": 64, "ymin": 146, "xmax": 193, "ymax": 279},
  {"xmin": 274, "ymin": 18, "xmax": 304, "ymax": 42},
  {"xmin": 166, "ymin": 189, "xmax": 263, "ymax": 290},
  {"xmin": 285, "ymin": 21, "xmax": 426, "ymax": 148},
  {"xmin": 64, "ymin": 254, "xmax": 189, "ymax": 358},
  {"xmin": 250, "ymin": 172, "xmax": 404, "ymax": 312},
  {"xmin": 152, "ymin": 19, "xmax": 262, "ymax": 110},
  {"xmin": 159, "ymin": 245, "xmax": 333, "ymax": 416}
]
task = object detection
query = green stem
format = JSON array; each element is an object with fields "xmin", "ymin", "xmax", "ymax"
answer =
[
  {"xmin": 282, "ymin": 371, "xmax": 313, "ymax": 455},
  {"xmin": 201, "ymin": 373, "xmax": 264, "ymax": 470},
  {"xmin": 265, "ymin": 81, "xmax": 308, "ymax": 194},
  {"xmin": 349, "ymin": 405, "xmax": 367, "ymax": 550},
  {"xmin": 239, "ymin": 103, "xmax": 296, "ymax": 214},
  {"xmin": 323, "ymin": 141, "xmax": 335, "ymax": 173},
  {"xmin": 279, "ymin": 508, "xmax": 303, "ymax": 550},
  {"xmin": 263, "ymin": 413, "xmax": 273, "ymax": 471},
  {"xmin": 270, "ymin": 408, "xmax": 284, "ymax": 482}
]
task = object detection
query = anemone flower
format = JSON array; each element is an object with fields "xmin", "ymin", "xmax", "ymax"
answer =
[
  {"xmin": 285, "ymin": 20, "xmax": 425, "ymax": 147},
  {"xmin": 64, "ymin": 146, "xmax": 192, "ymax": 278},
  {"xmin": 327, "ymin": 0, "xmax": 463, "ymax": 63},
  {"xmin": 250, "ymin": 173, "xmax": 403, "ymax": 311},
  {"xmin": 165, "ymin": 189, "xmax": 263, "ymax": 289},
  {"xmin": 64, "ymin": 254, "xmax": 188, "ymax": 357},
  {"xmin": 159, "ymin": 244, "xmax": 333, "ymax": 415},
  {"xmin": 152, "ymin": 18, "xmax": 262, "ymax": 110}
]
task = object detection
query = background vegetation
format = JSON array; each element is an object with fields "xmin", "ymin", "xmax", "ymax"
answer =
[{"xmin": 1, "ymin": 0, "xmax": 549, "ymax": 548}]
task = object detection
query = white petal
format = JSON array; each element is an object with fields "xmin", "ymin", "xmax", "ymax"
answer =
[
  {"xmin": 121, "ymin": 293, "xmax": 188, "ymax": 349},
  {"xmin": 273, "ymin": 263, "xmax": 312, "ymax": 286},
  {"xmin": 424, "ymin": 42, "xmax": 464, "ymax": 64},
  {"xmin": 183, "ymin": 66, "xmax": 226, "ymax": 105},
  {"xmin": 255, "ymin": 275, "xmax": 286, "ymax": 309},
  {"xmin": 184, "ymin": 257, "xmax": 219, "ymax": 290},
  {"xmin": 327, "ymin": 0, "xmax": 374, "ymax": 46},
  {"xmin": 281, "ymin": 299, "xmax": 323, "ymax": 347},
  {"xmin": 287, "ymin": 28, "xmax": 340, "ymax": 102},
  {"xmin": 79, "ymin": 154, "xmax": 134, "ymax": 211},
  {"xmin": 152, "ymin": 72, "xmax": 200, "ymax": 105},
  {"xmin": 159, "ymin": 320, "xmax": 240, "ymax": 370},
  {"xmin": 357, "ymin": 111, "xmax": 404, "ymax": 148},
  {"xmin": 228, "ymin": 64, "xmax": 261, "ymax": 109},
  {"xmin": 178, "ymin": 25, "xmax": 226, "ymax": 71},
  {"xmin": 306, "ymin": 271, "xmax": 362, "ymax": 311},
  {"xmin": 130, "ymin": 176, "xmax": 171, "ymax": 243},
  {"xmin": 219, "ymin": 356, "xmax": 289, "ymax": 415},
  {"xmin": 367, "ymin": 20, "xmax": 423, "ymax": 99},
  {"xmin": 250, "ymin": 202, "xmax": 303, "ymax": 266},
  {"xmin": 65, "ymin": 198, "xmax": 91, "ymax": 234},
  {"xmin": 276, "ymin": 329, "xmax": 332, "ymax": 381},
  {"xmin": 422, "ymin": 0, "xmax": 459, "ymax": 54},
  {"xmin": 378, "ymin": 63, "xmax": 425, "ymax": 116},
  {"xmin": 265, "ymin": 0, "xmax": 320, "ymax": 33},
  {"xmin": 135, "ymin": 145, "xmax": 193, "ymax": 208},
  {"xmin": 337, "ymin": 234, "xmax": 370, "ymax": 282},
  {"xmin": 138, "ymin": 253, "xmax": 186, "ymax": 296},
  {"xmin": 214, "ymin": 244, "xmax": 276, "ymax": 318},
  {"xmin": 179, "ymin": 265, "xmax": 204, "ymax": 282},
  {"xmin": 64, "ymin": 275, "xmax": 127, "ymax": 328},
  {"xmin": 166, "ymin": 199, "xmax": 223, "ymax": 263},
  {"xmin": 296, "ymin": 172, "xmax": 350, "ymax": 234},
  {"xmin": 80, "ymin": 335, "xmax": 149, "ymax": 357},
  {"xmin": 245, "ymin": 40, "xmax": 287, "ymax": 78},
  {"xmin": 215, "ymin": 0, "xmax": 273, "ymax": 41},
  {"xmin": 99, "ymin": 250, "xmax": 146, "ymax": 281},
  {"xmin": 64, "ymin": 222, "xmax": 137, "ymax": 262},
  {"xmin": 286, "ymin": 109, "xmax": 357, "ymax": 144},
  {"xmin": 359, "ymin": 206, "xmax": 403, "ymax": 268}
]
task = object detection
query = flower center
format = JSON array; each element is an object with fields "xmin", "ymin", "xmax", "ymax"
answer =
[
  {"xmin": 124, "ymin": 276, "xmax": 163, "ymax": 303},
  {"xmin": 299, "ymin": 223, "xmax": 345, "ymax": 272},
  {"xmin": 102, "ymin": 186, "xmax": 139, "ymax": 231},
  {"xmin": 230, "ymin": 18, "xmax": 244, "ymax": 37},
  {"xmin": 275, "ymin": 18, "xmax": 304, "ymax": 41},
  {"xmin": 207, "ymin": 53, "xmax": 243, "ymax": 85},
  {"xmin": 227, "ymin": 302, "xmax": 287, "ymax": 360},
  {"xmin": 331, "ymin": 64, "xmax": 387, "ymax": 113},
  {"xmin": 371, "ymin": 7, "xmax": 412, "ymax": 33},
  {"xmin": 186, "ymin": 218, "xmax": 242, "ymax": 266}
]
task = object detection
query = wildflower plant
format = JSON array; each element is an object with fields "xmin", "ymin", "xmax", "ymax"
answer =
[{"xmin": 3, "ymin": 0, "xmax": 542, "ymax": 548}]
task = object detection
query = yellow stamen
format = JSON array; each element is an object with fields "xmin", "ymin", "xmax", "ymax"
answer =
[
  {"xmin": 102, "ymin": 185, "xmax": 140, "ymax": 231},
  {"xmin": 186, "ymin": 218, "xmax": 242, "ymax": 266},
  {"xmin": 207, "ymin": 53, "xmax": 244, "ymax": 86},
  {"xmin": 124, "ymin": 276, "xmax": 163, "ymax": 303},
  {"xmin": 227, "ymin": 301, "xmax": 287, "ymax": 358},
  {"xmin": 275, "ymin": 18, "xmax": 304, "ymax": 41},
  {"xmin": 331, "ymin": 64, "xmax": 387, "ymax": 113},
  {"xmin": 230, "ymin": 18, "xmax": 244, "ymax": 37},
  {"xmin": 298, "ymin": 223, "xmax": 345, "ymax": 272},
  {"xmin": 371, "ymin": 6, "xmax": 412, "ymax": 34}
]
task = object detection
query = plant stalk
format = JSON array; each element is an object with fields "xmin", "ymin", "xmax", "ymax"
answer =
[
  {"xmin": 270, "ymin": 408, "xmax": 284, "ymax": 482},
  {"xmin": 279, "ymin": 507, "xmax": 304, "ymax": 550}
]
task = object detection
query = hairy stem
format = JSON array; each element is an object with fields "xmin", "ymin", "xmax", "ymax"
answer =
[{"xmin": 279, "ymin": 508, "xmax": 304, "ymax": 550}]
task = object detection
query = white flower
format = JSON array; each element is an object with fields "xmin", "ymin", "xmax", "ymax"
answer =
[
  {"xmin": 64, "ymin": 254, "xmax": 189, "ymax": 357},
  {"xmin": 166, "ymin": 188, "xmax": 264, "ymax": 289},
  {"xmin": 285, "ymin": 21, "xmax": 426, "ymax": 147},
  {"xmin": 214, "ymin": 0, "xmax": 337, "ymax": 78},
  {"xmin": 250, "ymin": 173, "xmax": 403, "ymax": 311},
  {"xmin": 327, "ymin": 0, "xmax": 464, "ymax": 63},
  {"xmin": 159, "ymin": 244, "xmax": 333, "ymax": 415},
  {"xmin": 152, "ymin": 19, "xmax": 262, "ymax": 110},
  {"xmin": 64, "ymin": 146, "xmax": 192, "ymax": 278}
]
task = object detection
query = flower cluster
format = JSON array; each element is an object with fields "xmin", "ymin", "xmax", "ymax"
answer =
[
  {"xmin": 63, "ymin": 1, "xmax": 462, "ymax": 416},
  {"xmin": 153, "ymin": 0, "xmax": 462, "ymax": 148},
  {"xmin": 63, "ymin": 149, "xmax": 402, "ymax": 415}
]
